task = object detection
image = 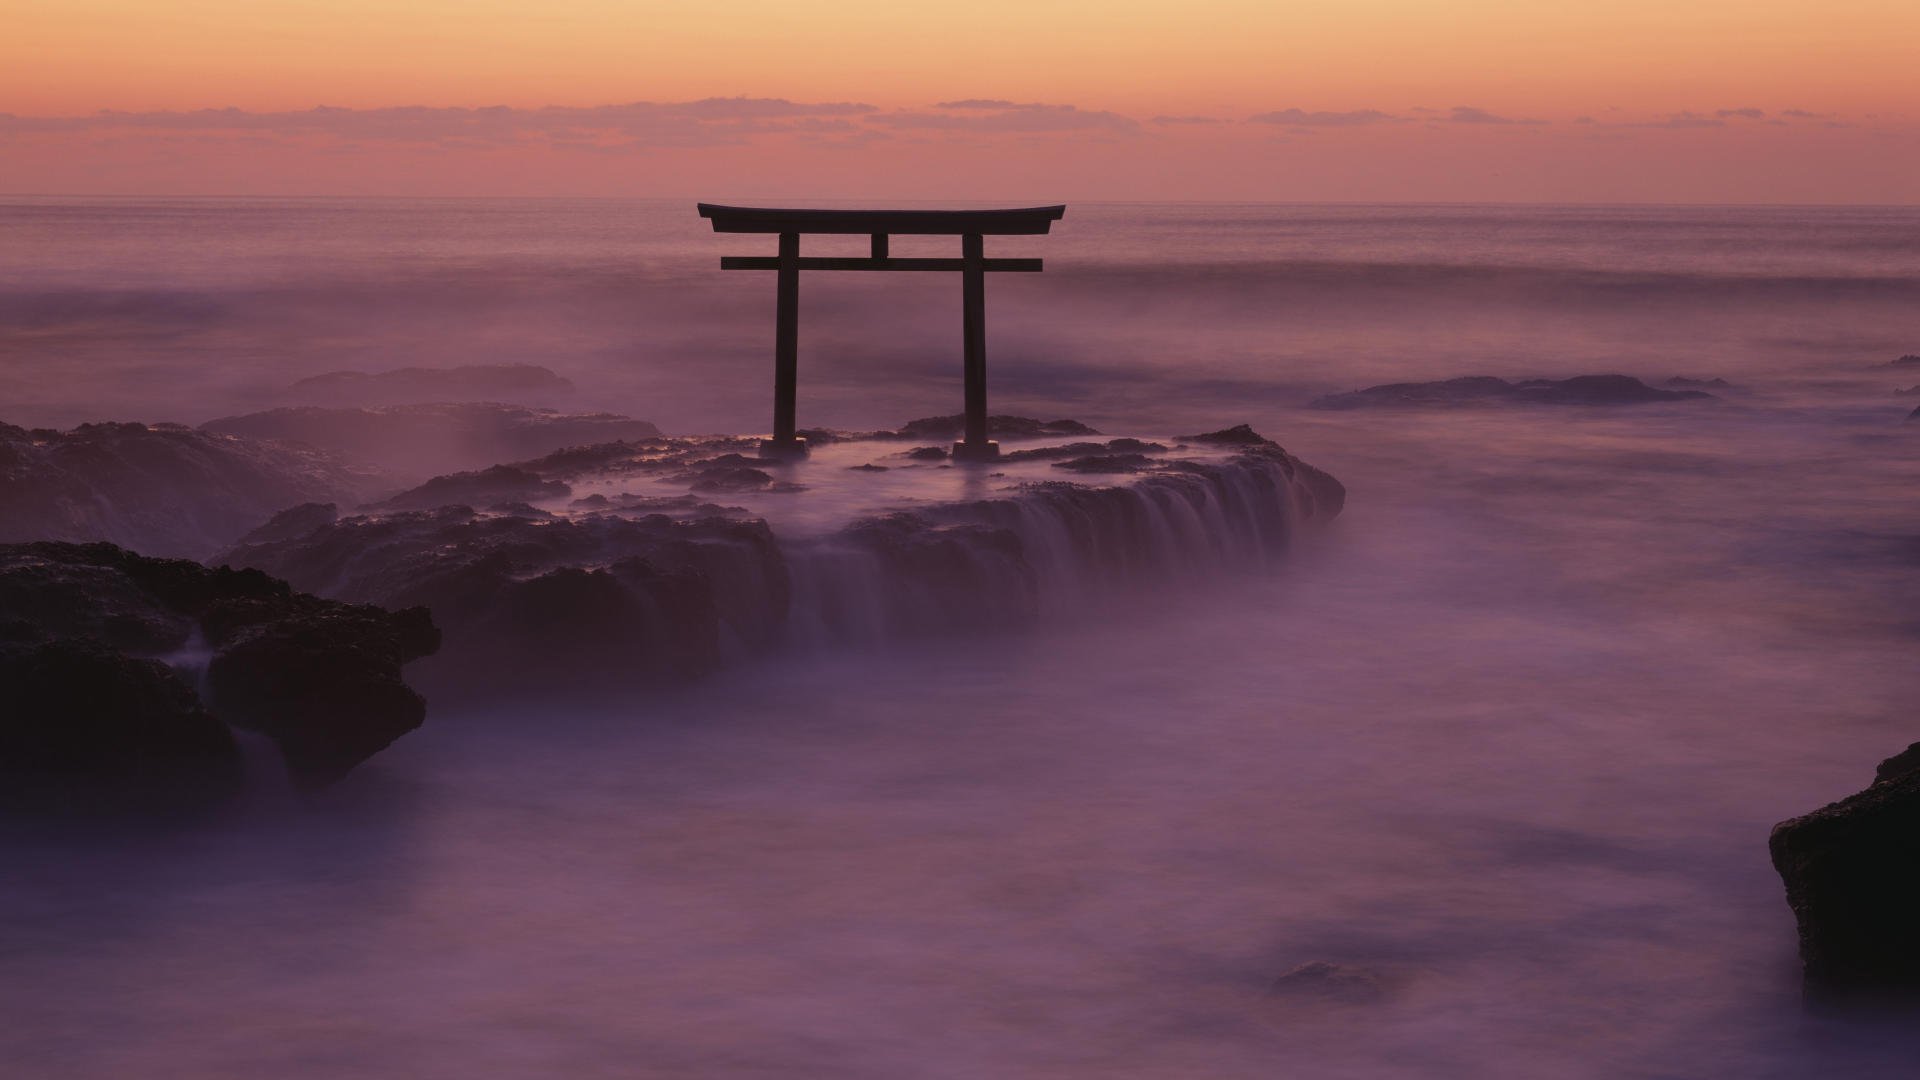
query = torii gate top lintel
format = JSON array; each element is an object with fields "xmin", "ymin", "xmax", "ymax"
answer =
[{"xmin": 698, "ymin": 203, "xmax": 1067, "ymax": 462}]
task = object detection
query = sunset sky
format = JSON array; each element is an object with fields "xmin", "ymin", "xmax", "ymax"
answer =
[{"xmin": 4, "ymin": 0, "xmax": 1916, "ymax": 202}]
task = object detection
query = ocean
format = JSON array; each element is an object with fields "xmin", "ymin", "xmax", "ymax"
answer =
[{"xmin": 3, "ymin": 197, "xmax": 1920, "ymax": 1077}]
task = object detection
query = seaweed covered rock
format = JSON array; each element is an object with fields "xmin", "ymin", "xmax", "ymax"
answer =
[
  {"xmin": 1770, "ymin": 752, "xmax": 1920, "ymax": 1002},
  {"xmin": 0, "ymin": 420, "xmax": 372, "ymax": 558},
  {"xmin": 0, "ymin": 542, "xmax": 438, "ymax": 797}
]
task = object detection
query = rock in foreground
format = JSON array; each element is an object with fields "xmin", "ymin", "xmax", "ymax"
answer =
[
  {"xmin": 1310, "ymin": 374, "xmax": 1714, "ymax": 410},
  {"xmin": 0, "ymin": 542, "xmax": 439, "ymax": 803},
  {"xmin": 1770, "ymin": 746, "xmax": 1920, "ymax": 1002}
]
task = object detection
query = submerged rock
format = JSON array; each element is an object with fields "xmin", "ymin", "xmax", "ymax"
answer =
[
  {"xmin": 1269, "ymin": 962, "xmax": 1390, "ymax": 1005},
  {"xmin": 0, "ymin": 542, "xmax": 439, "ymax": 800},
  {"xmin": 0, "ymin": 420, "xmax": 372, "ymax": 559},
  {"xmin": 1770, "ymin": 754, "xmax": 1920, "ymax": 1001},
  {"xmin": 201, "ymin": 403, "xmax": 660, "ymax": 478},
  {"xmin": 1310, "ymin": 374, "xmax": 1713, "ymax": 410},
  {"xmin": 286, "ymin": 364, "xmax": 576, "ymax": 407}
]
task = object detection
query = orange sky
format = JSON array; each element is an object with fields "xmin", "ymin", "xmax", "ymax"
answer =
[{"xmin": 4, "ymin": 0, "xmax": 1917, "ymax": 201}]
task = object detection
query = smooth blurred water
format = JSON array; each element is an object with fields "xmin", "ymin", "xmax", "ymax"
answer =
[{"xmin": 3, "ymin": 199, "xmax": 1920, "ymax": 1077}]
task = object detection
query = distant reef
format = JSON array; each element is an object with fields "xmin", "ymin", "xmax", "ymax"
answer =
[
  {"xmin": 200, "ymin": 403, "xmax": 661, "ymax": 478},
  {"xmin": 0, "ymin": 541, "xmax": 438, "ymax": 812},
  {"xmin": 0, "ymin": 420, "xmax": 374, "ymax": 559},
  {"xmin": 286, "ymin": 364, "xmax": 575, "ymax": 407},
  {"xmin": 1771, "ymin": 742, "xmax": 1920, "ymax": 1003},
  {"xmin": 1309, "ymin": 374, "xmax": 1714, "ymax": 410}
]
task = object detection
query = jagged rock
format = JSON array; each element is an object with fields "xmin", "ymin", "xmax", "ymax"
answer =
[
  {"xmin": 0, "ymin": 542, "xmax": 438, "ymax": 797},
  {"xmin": 201, "ymin": 403, "xmax": 660, "ymax": 478},
  {"xmin": 1269, "ymin": 962, "xmax": 1389, "ymax": 1005},
  {"xmin": 217, "ymin": 507, "xmax": 789, "ymax": 691},
  {"xmin": 0, "ymin": 421, "xmax": 371, "ymax": 559},
  {"xmin": 1770, "ymin": 756, "xmax": 1920, "ymax": 1001},
  {"xmin": 1310, "ymin": 374, "xmax": 1713, "ymax": 410},
  {"xmin": 371, "ymin": 465, "xmax": 569, "ymax": 511},
  {"xmin": 884, "ymin": 415, "xmax": 1100, "ymax": 441},
  {"xmin": 287, "ymin": 364, "xmax": 576, "ymax": 407}
]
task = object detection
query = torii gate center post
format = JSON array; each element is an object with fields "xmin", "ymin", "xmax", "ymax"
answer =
[{"xmin": 698, "ymin": 203, "xmax": 1068, "ymax": 462}]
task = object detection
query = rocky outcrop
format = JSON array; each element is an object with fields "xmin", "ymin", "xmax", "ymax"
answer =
[
  {"xmin": 881, "ymin": 415, "xmax": 1100, "ymax": 441},
  {"xmin": 1665, "ymin": 376, "xmax": 1736, "ymax": 389},
  {"xmin": 370, "ymin": 465, "xmax": 570, "ymax": 511},
  {"xmin": 201, "ymin": 403, "xmax": 660, "ymax": 478},
  {"xmin": 0, "ymin": 542, "xmax": 438, "ymax": 800},
  {"xmin": 0, "ymin": 420, "xmax": 372, "ymax": 558},
  {"xmin": 1770, "ymin": 750, "xmax": 1920, "ymax": 1002},
  {"xmin": 287, "ymin": 364, "xmax": 576, "ymax": 407},
  {"xmin": 218, "ymin": 507, "xmax": 789, "ymax": 691},
  {"xmin": 1310, "ymin": 374, "xmax": 1714, "ymax": 410},
  {"xmin": 1889, "ymin": 355, "xmax": 1920, "ymax": 368}
]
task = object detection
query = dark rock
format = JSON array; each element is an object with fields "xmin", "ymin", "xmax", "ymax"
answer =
[
  {"xmin": 236, "ymin": 503, "xmax": 340, "ymax": 546},
  {"xmin": 287, "ymin": 364, "xmax": 576, "ymax": 407},
  {"xmin": 1003, "ymin": 439, "xmax": 1169, "ymax": 463},
  {"xmin": 0, "ymin": 638, "xmax": 242, "ymax": 813},
  {"xmin": 217, "ymin": 507, "xmax": 789, "ymax": 692},
  {"xmin": 1907, "ymin": 405, "xmax": 1920, "ymax": 425},
  {"xmin": 1310, "ymin": 374, "xmax": 1712, "ymax": 410},
  {"xmin": 849, "ymin": 464, "xmax": 889, "ymax": 472},
  {"xmin": 201, "ymin": 403, "xmax": 659, "ymax": 478},
  {"xmin": 1269, "ymin": 962, "xmax": 1389, "ymax": 1005},
  {"xmin": 1180, "ymin": 424, "xmax": 1276, "ymax": 447},
  {"xmin": 688, "ymin": 465, "xmax": 776, "ymax": 493},
  {"xmin": 1666, "ymin": 376, "xmax": 1736, "ymax": 389},
  {"xmin": 1051, "ymin": 453, "xmax": 1159, "ymax": 474},
  {"xmin": 905, "ymin": 446, "xmax": 949, "ymax": 462},
  {"xmin": 1877, "ymin": 743, "xmax": 1920, "ymax": 785},
  {"xmin": 1770, "ymin": 760, "xmax": 1920, "ymax": 1001},
  {"xmin": 1890, "ymin": 355, "xmax": 1920, "ymax": 367},
  {"xmin": 372, "ymin": 465, "xmax": 569, "ymax": 511},
  {"xmin": 1895, "ymin": 386, "xmax": 1920, "ymax": 398},
  {"xmin": 0, "ymin": 542, "xmax": 438, "ymax": 798},
  {"xmin": 885, "ymin": 415, "xmax": 1100, "ymax": 441},
  {"xmin": 0, "ymin": 421, "xmax": 371, "ymax": 559}
]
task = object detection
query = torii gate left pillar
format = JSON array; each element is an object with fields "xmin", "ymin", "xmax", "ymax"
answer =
[{"xmin": 699, "ymin": 204, "xmax": 1067, "ymax": 462}]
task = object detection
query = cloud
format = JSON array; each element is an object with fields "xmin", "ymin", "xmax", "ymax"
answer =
[
  {"xmin": 0, "ymin": 98, "xmax": 881, "ymax": 149},
  {"xmin": 1715, "ymin": 107, "xmax": 1766, "ymax": 120},
  {"xmin": 870, "ymin": 101, "xmax": 1139, "ymax": 133},
  {"xmin": 1630, "ymin": 111, "xmax": 1725, "ymax": 129},
  {"xmin": 1248, "ymin": 108, "xmax": 1397, "ymax": 127},
  {"xmin": 1446, "ymin": 106, "xmax": 1543, "ymax": 125},
  {"xmin": 1151, "ymin": 115, "xmax": 1220, "ymax": 125}
]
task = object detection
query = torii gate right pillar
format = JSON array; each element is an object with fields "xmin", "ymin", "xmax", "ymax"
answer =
[{"xmin": 954, "ymin": 232, "xmax": 998, "ymax": 461}]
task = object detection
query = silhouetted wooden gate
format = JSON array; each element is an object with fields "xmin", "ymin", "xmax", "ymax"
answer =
[{"xmin": 698, "ymin": 204, "xmax": 1067, "ymax": 461}]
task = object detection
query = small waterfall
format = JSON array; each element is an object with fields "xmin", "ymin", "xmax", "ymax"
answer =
[{"xmin": 778, "ymin": 455, "xmax": 1314, "ymax": 644}]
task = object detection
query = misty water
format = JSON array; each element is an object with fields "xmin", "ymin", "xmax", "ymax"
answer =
[{"xmin": 4, "ymin": 200, "xmax": 1920, "ymax": 1077}]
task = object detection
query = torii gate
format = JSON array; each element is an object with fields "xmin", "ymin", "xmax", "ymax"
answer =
[{"xmin": 698, "ymin": 203, "xmax": 1067, "ymax": 462}]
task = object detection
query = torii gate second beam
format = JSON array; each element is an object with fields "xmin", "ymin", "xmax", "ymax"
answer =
[{"xmin": 698, "ymin": 203, "xmax": 1067, "ymax": 462}]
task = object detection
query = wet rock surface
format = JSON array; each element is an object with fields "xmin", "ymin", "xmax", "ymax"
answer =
[
  {"xmin": 202, "ymin": 403, "xmax": 660, "ymax": 479},
  {"xmin": 213, "ymin": 418, "xmax": 1345, "ymax": 685},
  {"xmin": 0, "ymin": 542, "xmax": 439, "ymax": 803},
  {"xmin": 1770, "ymin": 751, "xmax": 1920, "ymax": 1002},
  {"xmin": 1310, "ymin": 374, "xmax": 1714, "ymax": 410},
  {"xmin": 0, "ymin": 420, "xmax": 372, "ymax": 558}
]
